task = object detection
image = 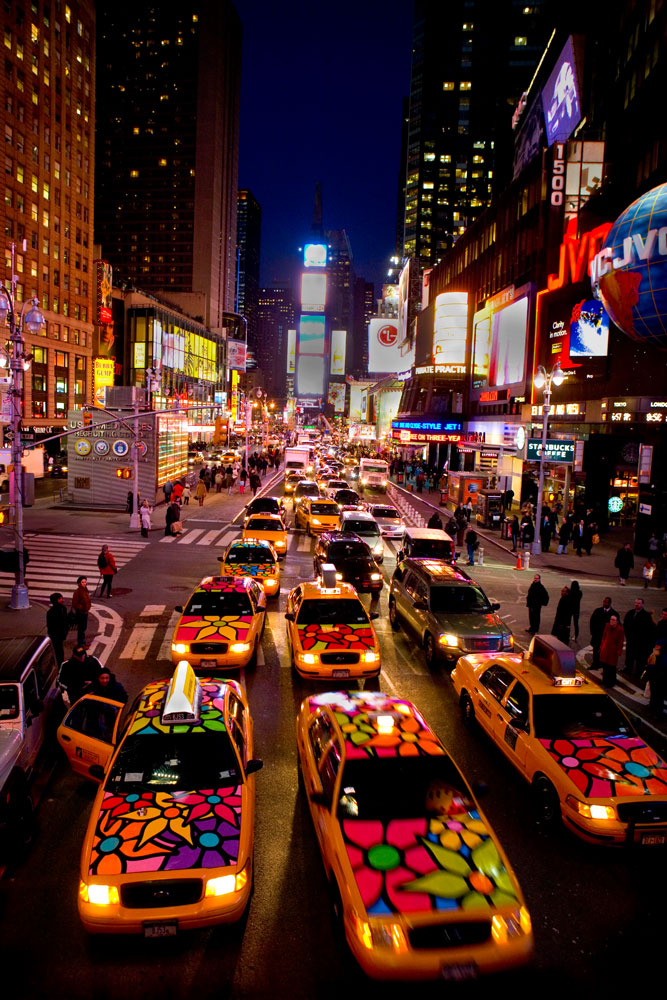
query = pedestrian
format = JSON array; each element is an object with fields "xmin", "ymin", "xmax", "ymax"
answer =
[
  {"xmin": 623, "ymin": 597, "xmax": 655, "ymax": 679},
  {"xmin": 540, "ymin": 513, "xmax": 552, "ymax": 553},
  {"xmin": 572, "ymin": 519, "xmax": 586, "ymax": 556},
  {"xmin": 503, "ymin": 487, "xmax": 515, "ymax": 511},
  {"xmin": 599, "ymin": 614, "xmax": 625, "ymax": 687},
  {"xmin": 557, "ymin": 519, "xmax": 571, "ymax": 555},
  {"xmin": 89, "ymin": 667, "xmax": 128, "ymax": 704},
  {"xmin": 614, "ymin": 542, "xmax": 634, "ymax": 585},
  {"xmin": 465, "ymin": 526, "xmax": 478, "ymax": 566},
  {"xmin": 182, "ymin": 483, "xmax": 191, "ymax": 506},
  {"xmin": 520, "ymin": 514, "xmax": 534, "ymax": 548},
  {"xmin": 427, "ymin": 511, "xmax": 443, "ymax": 530},
  {"xmin": 416, "ymin": 470, "xmax": 425, "ymax": 493},
  {"xmin": 172, "ymin": 480, "xmax": 184, "ymax": 503},
  {"xmin": 510, "ymin": 515, "xmax": 520, "ymax": 552},
  {"xmin": 97, "ymin": 544, "xmax": 117, "ymax": 598},
  {"xmin": 465, "ymin": 498, "xmax": 473, "ymax": 522},
  {"xmin": 239, "ymin": 466, "xmax": 247, "ymax": 495},
  {"xmin": 224, "ymin": 467, "xmax": 235, "ymax": 495},
  {"xmin": 551, "ymin": 586, "xmax": 573, "ymax": 644},
  {"xmin": 569, "ymin": 580, "xmax": 582, "ymax": 641},
  {"xmin": 165, "ymin": 499, "xmax": 180, "ymax": 536},
  {"xmin": 195, "ymin": 478, "xmax": 207, "ymax": 506},
  {"xmin": 589, "ymin": 597, "xmax": 620, "ymax": 668},
  {"xmin": 163, "ymin": 479, "xmax": 173, "ymax": 503},
  {"xmin": 46, "ymin": 592, "xmax": 69, "ymax": 668},
  {"xmin": 645, "ymin": 641, "xmax": 667, "ymax": 718},
  {"xmin": 642, "ymin": 559, "xmax": 656, "ymax": 589},
  {"xmin": 58, "ymin": 644, "xmax": 102, "ymax": 705},
  {"xmin": 648, "ymin": 533, "xmax": 661, "ymax": 560},
  {"xmin": 140, "ymin": 500, "xmax": 152, "ymax": 538},
  {"xmin": 126, "ymin": 490, "xmax": 134, "ymax": 515},
  {"xmin": 249, "ymin": 470, "xmax": 261, "ymax": 496},
  {"xmin": 71, "ymin": 576, "xmax": 91, "ymax": 646},
  {"xmin": 655, "ymin": 607, "xmax": 667, "ymax": 645},
  {"xmin": 215, "ymin": 470, "xmax": 223, "ymax": 493},
  {"xmin": 526, "ymin": 573, "xmax": 549, "ymax": 634}
]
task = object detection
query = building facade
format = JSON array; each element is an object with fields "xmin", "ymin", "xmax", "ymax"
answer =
[
  {"xmin": 236, "ymin": 188, "xmax": 261, "ymax": 345},
  {"xmin": 256, "ymin": 284, "xmax": 295, "ymax": 402}
]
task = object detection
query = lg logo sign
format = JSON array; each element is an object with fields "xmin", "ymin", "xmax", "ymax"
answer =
[{"xmin": 377, "ymin": 324, "xmax": 398, "ymax": 347}]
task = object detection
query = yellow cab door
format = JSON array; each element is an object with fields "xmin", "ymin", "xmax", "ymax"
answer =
[
  {"xmin": 57, "ymin": 694, "xmax": 125, "ymax": 780},
  {"xmin": 474, "ymin": 663, "xmax": 516, "ymax": 742},
  {"xmin": 495, "ymin": 679, "xmax": 531, "ymax": 776}
]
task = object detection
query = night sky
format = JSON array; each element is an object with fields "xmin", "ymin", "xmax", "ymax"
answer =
[{"xmin": 237, "ymin": 0, "xmax": 414, "ymax": 292}]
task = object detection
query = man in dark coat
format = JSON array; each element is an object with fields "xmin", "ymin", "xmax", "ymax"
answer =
[
  {"xmin": 622, "ymin": 597, "xmax": 655, "ymax": 679},
  {"xmin": 58, "ymin": 645, "xmax": 103, "ymax": 706},
  {"xmin": 165, "ymin": 500, "xmax": 180, "ymax": 536},
  {"xmin": 551, "ymin": 586, "xmax": 573, "ymax": 644},
  {"xmin": 89, "ymin": 668, "xmax": 128, "ymax": 704},
  {"xmin": 526, "ymin": 574, "xmax": 549, "ymax": 634},
  {"xmin": 46, "ymin": 592, "xmax": 69, "ymax": 667},
  {"xmin": 615, "ymin": 543, "xmax": 634, "ymax": 585},
  {"xmin": 540, "ymin": 513, "xmax": 552, "ymax": 553},
  {"xmin": 590, "ymin": 596, "xmax": 620, "ymax": 667},
  {"xmin": 427, "ymin": 511, "xmax": 443, "ymax": 530}
]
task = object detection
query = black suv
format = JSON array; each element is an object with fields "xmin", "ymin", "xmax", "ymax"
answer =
[
  {"xmin": 243, "ymin": 495, "xmax": 285, "ymax": 524},
  {"xmin": 313, "ymin": 531, "xmax": 383, "ymax": 595}
]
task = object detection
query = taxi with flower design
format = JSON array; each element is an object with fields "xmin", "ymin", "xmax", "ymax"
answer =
[
  {"xmin": 218, "ymin": 538, "xmax": 280, "ymax": 597},
  {"xmin": 452, "ymin": 634, "xmax": 667, "ymax": 845},
  {"xmin": 285, "ymin": 575, "xmax": 381, "ymax": 680},
  {"xmin": 296, "ymin": 690, "xmax": 532, "ymax": 980},
  {"xmin": 171, "ymin": 575, "xmax": 266, "ymax": 670},
  {"xmin": 241, "ymin": 512, "xmax": 288, "ymax": 558},
  {"xmin": 56, "ymin": 662, "xmax": 263, "ymax": 935}
]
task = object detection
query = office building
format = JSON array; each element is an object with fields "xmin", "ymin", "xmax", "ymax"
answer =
[
  {"xmin": 236, "ymin": 189, "xmax": 261, "ymax": 346},
  {"xmin": 256, "ymin": 285, "xmax": 295, "ymax": 401}
]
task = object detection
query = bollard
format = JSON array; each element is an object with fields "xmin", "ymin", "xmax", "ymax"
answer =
[
  {"xmin": 477, "ymin": 546, "xmax": 484, "ymax": 566},
  {"xmin": 523, "ymin": 549, "xmax": 530, "ymax": 570}
]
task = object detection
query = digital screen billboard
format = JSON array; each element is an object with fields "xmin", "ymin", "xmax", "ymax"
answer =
[
  {"xmin": 330, "ymin": 329, "xmax": 346, "ymax": 375},
  {"xmin": 286, "ymin": 329, "xmax": 296, "ymax": 373},
  {"xmin": 297, "ymin": 354, "xmax": 325, "ymax": 397},
  {"xmin": 432, "ymin": 291, "xmax": 468, "ymax": 370},
  {"xmin": 227, "ymin": 338, "xmax": 247, "ymax": 372},
  {"xmin": 327, "ymin": 382, "xmax": 346, "ymax": 413},
  {"xmin": 299, "ymin": 315, "xmax": 326, "ymax": 354},
  {"xmin": 300, "ymin": 273, "xmax": 327, "ymax": 312},
  {"xmin": 541, "ymin": 36, "xmax": 582, "ymax": 146},
  {"xmin": 534, "ymin": 280, "xmax": 610, "ymax": 401},
  {"xmin": 471, "ymin": 285, "xmax": 532, "ymax": 396},
  {"xmin": 303, "ymin": 243, "xmax": 327, "ymax": 267}
]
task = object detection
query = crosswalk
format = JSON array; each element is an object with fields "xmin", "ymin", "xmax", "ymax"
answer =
[
  {"xmin": 0, "ymin": 532, "xmax": 148, "ymax": 600},
  {"xmin": 159, "ymin": 523, "xmax": 402, "ymax": 559}
]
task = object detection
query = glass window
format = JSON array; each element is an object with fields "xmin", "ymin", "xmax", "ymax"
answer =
[
  {"xmin": 532, "ymin": 694, "xmax": 632, "ymax": 740},
  {"xmin": 55, "ymin": 350, "xmax": 68, "ymax": 367},
  {"xmin": 296, "ymin": 599, "xmax": 369, "ymax": 626},
  {"xmin": 480, "ymin": 665, "xmax": 515, "ymax": 702},
  {"xmin": 107, "ymin": 732, "xmax": 240, "ymax": 791},
  {"xmin": 505, "ymin": 681, "xmax": 530, "ymax": 727},
  {"xmin": 337, "ymin": 755, "xmax": 473, "ymax": 822},
  {"xmin": 319, "ymin": 743, "xmax": 341, "ymax": 803},
  {"xmin": 183, "ymin": 590, "xmax": 253, "ymax": 617},
  {"xmin": 309, "ymin": 714, "xmax": 335, "ymax": 766}
]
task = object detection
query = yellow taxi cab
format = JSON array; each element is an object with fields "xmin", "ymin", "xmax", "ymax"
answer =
[
  {"xmin": 315, "ymin": 467, "xmax": 335, "ymax": 489},
  {"xmin": 296, "ymin": 689, "xmax": 532, "ymax": 980},
  {"xmin": 294, "ymin": 496, "xmax": 341, "ymax": 535},
  {"xmin": 284, "ymin": 471, "xmax": 303, "ymax": 495},
  {"xmin": 242, "ymin": 512, "xmax": 288, "ymax": 558},
  {"xmin": 452, "ymin": 634, "xmax": 667, "ymax": 845},
  {"xmin": 219, "ymin": 538, "xmax": 280, "ymax": 597},
  {"xmin": 221, "ymin": 451, "xmax": 241, "ymax": 465},
  {"xmin": 285, "ymin": 569, "xmax": 381, "ymax": 680},
  {"xmin": 171, "ymin": 575, "xmax": 266, "ymax": 670},
  {"xmin": 56, "ymin": 662, "xmax": 263, "ymax": 935}
]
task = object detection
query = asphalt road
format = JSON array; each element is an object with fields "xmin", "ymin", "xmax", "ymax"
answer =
[{"xmin": 1, "ymin": 475, "xmax": 666, "ymax": 998}]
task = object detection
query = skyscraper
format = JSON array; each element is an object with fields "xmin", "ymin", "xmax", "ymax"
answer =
[
  {"xmin": 256, "ymin": 285, "xmax": 295, "ymax": 400},
  {"xmin": 94, "ymin": 1, "xmax": 242, "ymax": 329},
  {"xmin": 401, "ymin": 0, "xmax": 554, "ymax": 268},
  {"xmin": 236, "ymin": 189, "xmax": 261, "ymax": 346}
]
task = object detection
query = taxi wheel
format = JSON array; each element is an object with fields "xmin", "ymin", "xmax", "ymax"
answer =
[
  {"xmin": 460, "ymin": 692, "xmax": 475, "ymax": 728},
  {"xmin": 247, "ymin": 638, "xmax": 258, "ymax": 669},
  {"xmin": 533, "ymin": 777, "xmax": 561, "ymax": 827},
  {"xmin": 388, "ymin": 599, "xmax": 401, "ymax": 631},
  {"xmin": 424, "ymin": 632, "xmax": 438, "ymax": 669}
]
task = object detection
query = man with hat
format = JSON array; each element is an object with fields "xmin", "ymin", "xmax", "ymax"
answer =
[
  {"xmin": 57, "ymin": 645, "xmax": 103, "ymax": 706},
  {"xmin": 46, "ymin": 592, "xmax": 69, "ymax": 667}
]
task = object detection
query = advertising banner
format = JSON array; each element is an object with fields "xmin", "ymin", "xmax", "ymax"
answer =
[
  {"xmin": 535, "ymin": 278, "xmax": 610, "ymax": 398},
  {"xmin": 93, "ymin": 358, "xmax": 115, "ymax": 407},
  {"xmin": 327, "ymin": 382, "xmax": 346, "ymax": 413},
  {"xmin": 95, "ymin": 260, "xmax": 113, "ymax": 324},
  {"xmin": 541, "ymin": 36, "xmax": 582, "ymax": 146},
  {"xmin": 231, "ymin": 369, "xmax": 239, "ymax": 423},
  {"xmin": 300, "ymin": 273, "xmax": 326, "ymax": 312},
  {"xmin": 432, "ymin": 291, "xmax": 468, "ymax": 371},
  {"xmin": 526, "ymin": 438, "xmax": 575, "ymax": 463},
  {"xmin": 368, "ymin": 319, "xmax": 402, "ymax": 373},
  {"xmin": 471, "ymin": 284, "xmax": 532, "ymax": 396},
  {"xmin": 227, "ymin": 339, "xmax": 247, "ymax": 372},
  {"xmin": 299, "ymin": 315, "xmax": 326, "ymax": 354},
  {"xmin": 303, "ymin": 243, "xmax": 327, "ymax": 268},
  {"xmin": 297, "ymin": 355, "xmax": 324, "ymax": 397},
  {"xmin": 286, "ymin": 329, "xmax": 296, "ymax": 373},
  {"xmin": 330, "ymin": 329, "xmax": 346, "ymax": 375}
]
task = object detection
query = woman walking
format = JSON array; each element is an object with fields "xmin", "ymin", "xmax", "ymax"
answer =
[
  {"xmin": 139, "ymin": 500, "xmax": 152, "ymax": 538},
  {"xmin": 239, "ymin": 466, "xmax": 247, "ymax": 495},
  {"xmin": 224, "ymin": 466, "xmax": 235, "ymax": 496},
  {"xmin": 600, "ymin": 614, "xmax": 625, "ymax": 687},
  {"xmin": 570, "ymin": 580, "xmax": 582, "ymax": 641},
  {"xmin": 98, "ymin": 544, "xmax": 117, "ymax": 598},
  {"xmin": 195, "ymin": 478, "xmax": 207, "ymax": 507}
]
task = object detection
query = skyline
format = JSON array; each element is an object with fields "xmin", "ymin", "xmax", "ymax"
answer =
[{"xmin": 237, "ymin": 0, "xmax": 413, "ymax": 292}]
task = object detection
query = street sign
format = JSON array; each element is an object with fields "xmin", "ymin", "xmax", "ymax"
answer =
[{"xmin": 526, "ymin": 438, "xmax": 575, "ymax": 463}]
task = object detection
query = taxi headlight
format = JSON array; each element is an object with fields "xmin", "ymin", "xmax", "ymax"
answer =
[
  {"xmin": 363, "ymin": 651, "xmax": 380, "ymax": 663},
  {"xmin": 491, "ymin": 907, "xmax": 531, "ymax": 945},
  {"xmin": 335, "ymin": 572, "xmax": 343, "ymax": 580},
  {"xmin": 229, "ymin": 642, "xmax": 251, "ymax": 653},
  {"xmin": 205, "ymin": 874, "xmax": 236, "ymax": 897},
  {"xmin": 300, "ymin": 652, "xmax": 317, "ymax": 665},
  {"xmin": 172, "ymin": 642, "xmax": 189, "ymax": 654},
  {"xmin": 439, "ymin": 633, "xmax": 459, "ymax": 646},
  {"xmin": 80, "ymin": 881, "xmax": 120, "ymax": 906},
  {"xmin": 565, "ymin": 796, "xmax": 616, "ymax": 821},
  {"xmin": 265, "ymin": 577, "xmax": 278, "ymax": 586},
  {"xmin": 275, "ymin": 540, "xmax": 286, "ymax": 548},
  {"xmin": 370, "ymin": 572, "xmax": 381, "ymax": 581},
  {"xmin": 312, "ymin": 518, "xmax": 321, "ymax": 525},
  {"xmin": 360, "ymin": 478, "xmax": 368, "ymax": 485}
]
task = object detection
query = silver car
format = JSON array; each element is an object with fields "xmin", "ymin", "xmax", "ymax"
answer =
[
  {"xmin": 368, "ymin": 503, "xmax": 406, "ymax": 539},
  {"xmin": 339, "ymin": 510, "xmax": 384, "ymax": 563}
]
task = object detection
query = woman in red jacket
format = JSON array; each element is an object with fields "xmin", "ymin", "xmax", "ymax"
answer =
[
  {"xmin": 600, "ymin": 614, "xmax": 625, "ymax": 687},
  {"xmin": 98, "ymin": 544, "xmax": 117, "ymax": 598}
]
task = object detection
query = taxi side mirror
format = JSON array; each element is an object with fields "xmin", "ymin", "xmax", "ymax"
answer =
[
  {"xmin": 175, "ymin": 605, "xmax": 183, "ymax": 613},
  {"xmin": 285, "ymin": 612, "xmax": 296, "ymax": 622},
  {"xmin": 490, "ymin": 602, "xmax": 501, "ymax": 611},
  {"xmin": 89, "ymin": 764, "xmax": 106, "ymax": 782},
  {"xmin": 369, "ymin": 611, "xmax": 380, "ymax": 620},
  {"xmin": 246, "ymin": 758, "xmax": 263, "ymax": 775}
]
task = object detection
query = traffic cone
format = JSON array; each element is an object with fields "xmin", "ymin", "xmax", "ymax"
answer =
[{"xmin": 514, "ymin": 552, "xmax": 523, "ymax": 570}]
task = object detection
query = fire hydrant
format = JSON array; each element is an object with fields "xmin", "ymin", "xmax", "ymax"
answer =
[{"xmin": 522, "ymin": 550, "xmax": 531, "ymax": 570}]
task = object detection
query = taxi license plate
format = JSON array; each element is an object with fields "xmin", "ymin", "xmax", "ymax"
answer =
[
  {"xmin": 442, "ymin": 963, "xmax": 478, "ymax": 981},
  {"xmin": 144, "ymin": 922, "xmax": 178, "ymax": 938},
  {"xmin": 641, "ymin": 832, "xmax": 666, "ymax": 846},
  {"xmin": 332, "ymin": 669, "xmax": 350, "ymax": 678},
  {"xmin": 200, "ymin": 659, "xmax": 217, "ymax": 668}
]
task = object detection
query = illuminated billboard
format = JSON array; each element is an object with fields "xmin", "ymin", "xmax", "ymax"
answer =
[
  {"xmin": 471, "ymin": 284, "xmax": 532, "ymax": 396},
  {"xmin": 93, "ymin": 358, "xmax": 115, "ymax": 407},
  {"xmin": 95, "ymin": 260, "xmax": 113, "ymax": 324},
  {"xmin": 368, "ymin": 318, "xmax": 415, "ymax": 373},
  {"xmin": 327, "ymin": 382, "xmax": 346, "ymax": 413},
  {"xmin": 541, "ymin": 36, "xmax": 581, "ymax": 146},
  {"xmin": 297, "ymin": 354, "xmax": 325, "ymax": 396},
  {"xmin": 300, "ymin": 273, "xmax": 327, "ymax": 312},
  {"xmin": 299, "ymin": 315, "xmax": 326, "ymax": 354},
  {"xmin": 433, "ymin": 292, "xmax": 468, "ymax": 370},
  {"xmin": 330, "ymin": 329, "xmax": 346, "ymax": 375},
  {"xmin": 286, "ymin": 328, "xmax": 296, "ymax": 373},
  {"xmin": 569, "ymin": 299, "xmax": 610, "ymax": 357},
  {"xmin": 227, "ymin": 338, "xmax": 247, "ymax": 371},
  {"xmin": 303, "ymin": 243, "xmax": 327, "ymax": 267}
]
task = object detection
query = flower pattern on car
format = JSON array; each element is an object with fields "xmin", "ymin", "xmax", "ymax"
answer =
[
  {"xmin": 175, "ymin": 614, "xmax": 254, "ymax": 644},
  {"xmin": 343, "ymin": 813, "xmax": 518, "ymax": 916},
  {"xmin": 222, "ymin": 562, "xmax": 273, "ymax": 578},
  {"xmin": 89, "ymin": 786, "xmax": 242, "ymax": 875},
  {"xmin": 129, "ymin": 680, "xmax": 228, "ymax": 736},
  {"xmin": 539, "ymin": 736, "xmax": 667, "ymax": 798},
  {"xmin": 297, "ymin": 622, "xmax": 376, "ymax": 652},
  {"xmin": 198, "ymin": 578, "xmax": 248, "ymax": 593}
]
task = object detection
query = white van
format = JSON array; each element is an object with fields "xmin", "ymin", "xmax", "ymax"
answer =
[{"xmin": 359, "ymin": 457, "xmax": 389, "ymax": 493}]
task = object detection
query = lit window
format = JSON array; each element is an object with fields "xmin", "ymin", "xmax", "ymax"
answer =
[
  {"xmin": 442, "ymin": 81, "xmax": 455, "ymax": 91},
  {"xmin": 424, "ymin": 152, "xmax": 435, "ymax": 161},
  {"xmin": 31, "ymin": 23, "xmax": 39, "ymax": 43},
  {"xmin": 462, "ymin": 23, "xmax": 473, "ymax": 30},
  {"xmin": 130, "ymin": 169, "xmax": 139, "ymax": 178},
  {"xmin": 473, "ymin": 155, "xmax": 484, "ymax": 163},
  {"xmin": 514, "ymin": 36, "xmax": 528, "ymax": 46},
  {"xmin": 65, "ymin": 5, "xmax": 71, "ymax": 23},
  {"xmin": 159, "ymin": 159, "xmax": 167, "ymax": 166},
  {"xmin": 133, "ymin": 127, "xmax": 140, "ymax": 135},
  {"xmin": 423, "ymin": 181, "xmax": 434, "ymax": 189},
  {"xmin": 440, "ymin": 154, "xmax": 451, "ymax": 163},
  {"xmin": 460, "ymin": 81, "xmax": 471, "ymax": 90}
]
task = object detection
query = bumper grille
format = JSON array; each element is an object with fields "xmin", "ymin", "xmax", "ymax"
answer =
[
  {"xmin": 408, "ymin": 921, "xmax": 491, "ymax": 950},
  {"xmin": 120, "ymin": 879, "xmax": 203, "ymax": 909},
  {"xmin": 617, "ymin": 801, "xmax": 667, "ymax": 824},
  {"xmin": 191, "ymin": 641, "xmax": 228, "ymax": 654},
  {"xmin": 320, "ymin": 652, "xmax": 360, "ymax": 665},
  {"xmin": 463, "ymin": 637, "xmax": 501, "ymax": 652}
]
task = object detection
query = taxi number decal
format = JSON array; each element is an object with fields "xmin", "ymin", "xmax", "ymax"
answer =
[
  {"xmin": 477, "ymin": 697, "xmax": 492, "ymax": 719},
  {"xmin": 504, "ymin": 724, "xmax": 519, "ymax": 751}
]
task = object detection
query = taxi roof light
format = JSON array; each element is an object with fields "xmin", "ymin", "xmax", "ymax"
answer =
[
  {"xmin": 162, "ymin": 661, "xmax": 202, "ymax": 725},
  {"xmin": 320, "ymin": 562, "xmax": 338, "ymax": 589},
  {"xmin": 527, "ymin": 634, "xmax": 581, "ymax": 685}
]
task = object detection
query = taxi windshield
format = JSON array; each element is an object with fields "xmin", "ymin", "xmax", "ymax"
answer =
[
  {"xmin": 226, "ymin": 545, "xmax": 275, "ymax": 565},
  {"xmin": 297, "ymin": 598, "xmax": 370, "ymax": 626},
  {"xmin": 248, "ymin": 499, "xmax": 280, "ymax": 513},
  {"xmin": 311, "ymin": 502, "xmax": 338, "ymax": 515},
  {"xmin": 0, "ymin": 683, "xmax": 20, "ymax": 720},
  {"xmin": 108, "ymin": 733, "xmax": 241, "ymax": 790},
  {"xmin": 532, "ymin": 693, "xmax": 632, "ymax": 739},
  {"xmin": 338, "ymin": 755, "xmax": 473, "ymax": 821},
  {"xmin": 184, "ymin": 591, "xmax": 253, "ymax": 616},
  {"xmin": 247, "ymin": 517, "xmax": 283, "ymax": 531},
  {"xmin": 430, "ymin": 585, "xmax": 491, "ymax": 614}
]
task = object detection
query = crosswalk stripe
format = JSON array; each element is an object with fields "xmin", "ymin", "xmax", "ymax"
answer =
[
  {"xmin": 199, "ymin": 529, "xmax": 225, "ymax": 546},
  {"xmin": 178, "ymin": 528, "xmax": 205, "ymax": 545},
  {"xmin": 141, "ymin": 604, "xmax": 165, "ymax": 616},
  {"xmin": 297, "ymin": 535, "xmax": 311, "ymax": 552},
  {"xmin": 157, "ymin": 610, "xmax": 180, "ymax": 661},
  {"xmin": 119, "ymin": 624, "xmax": 157, "ymax": 660}
]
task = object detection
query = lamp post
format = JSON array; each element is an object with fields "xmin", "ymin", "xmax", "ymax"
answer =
[
  {"xmin": 531, "ymin": 362, "xmax": 565, "ymax": 555},
  {"xmin": 0, "ymin": 269, "xmax": 45, "ymax": 608}
]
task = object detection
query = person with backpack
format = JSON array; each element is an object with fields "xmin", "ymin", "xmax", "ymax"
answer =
[{"xmin": 98, "ymin": 544, "xmax": 117, "ymax": 598}]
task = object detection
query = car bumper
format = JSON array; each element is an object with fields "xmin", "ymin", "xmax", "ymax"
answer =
[
  {"xmin": 170, "ymin": 650, "xmax": 254, "ymax": 670},
  {"xmin": 562, "ymin": 807, "xmax": 667, "ymax": 846}
]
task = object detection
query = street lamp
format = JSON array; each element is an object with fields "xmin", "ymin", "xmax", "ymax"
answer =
[
  {"xmin": 0, "ymin": 280, "xmax": 45, "ymax": 609},
  {"xmin": 531, "ymin": 362, "xmax": 565, "ymax": 555}
]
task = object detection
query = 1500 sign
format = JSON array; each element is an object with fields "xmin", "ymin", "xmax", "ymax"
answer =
[{"xmin": 526, "ymin": 438, "xmax": 575, "ymax": 463}]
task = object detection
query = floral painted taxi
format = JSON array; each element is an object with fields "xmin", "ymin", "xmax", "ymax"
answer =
[
  {"xmin": 452, "ymin": 634, "xmax": 667, "ymax": 845},
  {"xmin": 171, "ymin": 575, "xmax": 266, "ymax": 670},
  {"xmin": 285, "ymin": 578, "xmax": 381, "ymax": 680},
  {"xmin": 296, "ymin": 690, "xmax": 533, "ymax": 980},
  {"xmin": 219, "ymin": 538, "xmax": 280, "ymax": 597},
  {"xmin": 56, "ymin": 662, "xmax": 263, "ymax": 935}
]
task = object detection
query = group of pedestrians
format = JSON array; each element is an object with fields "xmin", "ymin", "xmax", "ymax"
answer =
[{"xmin": 525, "ymin": 575, "xmax": 582, "ymax": 642}]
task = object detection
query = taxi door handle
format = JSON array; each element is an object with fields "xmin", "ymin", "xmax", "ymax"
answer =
[
  {"xmin": 497, "ymin": 714, "xmax": 504, "ymax": 722},
  {"xmin": 60, "ymin": 733, "xmax": 71, "ymax": 742}
]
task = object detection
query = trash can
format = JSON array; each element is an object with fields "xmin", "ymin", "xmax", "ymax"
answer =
[
  {"xmin": 440, "ymin": 489, "xmax": 448, "ymax": 507},
  {"xmin": 501, "ymin": 518, "xmax": 510, "ymax": 540},
  {"xmin": 397, "ymin": 472, "xmax": 404, "ymax": 484}
]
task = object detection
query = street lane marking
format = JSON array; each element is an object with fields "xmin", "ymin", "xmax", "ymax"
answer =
[
  {"xmin": 200, "ymin": 529, "xmax": 225, "ymax": 546},
  {"xmin": 119, "ymin": 623, "xmax": 157, "ymax": 660},
  {"xmin": 178, "ymin": 528, "xmax": 205, "ymax": 545},
  {"xmin": 140, "ymin": 605, "xmax": 165, "ymax": 616},
  {"xmin": 157, "ymin": 610, "xmax": 181, "ymax": 661},
  {"xmin": 297, "ymin": 535, "xmax": 311, "ymax": 552}
]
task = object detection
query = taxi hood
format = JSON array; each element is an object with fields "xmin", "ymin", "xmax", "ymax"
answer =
[{"xmin": 539, "ymin": 735, "xmax": 667, "ymax": 799}]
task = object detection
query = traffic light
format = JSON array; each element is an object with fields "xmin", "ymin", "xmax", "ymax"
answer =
[
  {"xmin": 83, "ymin": 410, "xmax": 93, "ymax": 427},
  {"xmin": 213, "ymin": 415, "xmax": 225, "ymax": 445},
  {"xmin": 115, "ymin": 468, "xmax": 132, "ymax": 479}
]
